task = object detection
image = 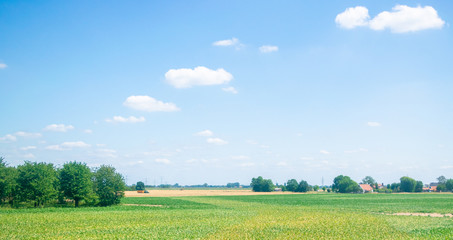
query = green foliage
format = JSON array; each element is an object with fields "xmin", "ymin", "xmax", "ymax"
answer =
[
  {"xmin": 286, "ymin": 179, "xmax": 298, "ymax": 192},
  {"xmin": 361, "ymin": 176, "xmax": 376, "ymax": 185},
  {"xmin": 135, "ymin": 181, "xmax": 145, "ymax": 190},
  {"xmin": 296, "ymin": 180, "xmax": 311, "ymax": 192},
  {"xmin": 415, "ymin": 181, "xmax": 423, "ymax": 192},
  {"xmin": 390, "ymin": 183, "xmax": 400, "ymax": 192},
  {"xmin": 226, "ymin": 182, "xmax": 240, "ymax": 188},
  {"xmin": 437, "ymin": 175, "xmax": 447, "ymax": 184},
  {"xmin": 0, "ymin": 158, "xmax": 18, "ymax": 205},
  {"xmin": 93, "ymin": 165, "xmax": 126, "ymax": 206},
  {"xmin": 17, "ymin": 161, "xmax": 58, "ymax": 207},
  {"xmin": 400, "ymin": 176, "xmax": 417, "ymax": 192},
  {"xmin": 437, "ymin": 184, "xmax": 446, "ymax": 192},
  {"xmin": 446, "ymin": 179, "xmax": 453, "ymax": 192},
  {"xmin": 251, "ymin": 176, "xmax": 274, "ymax": 192},
  {"xmin": 59, "ymin": 161, "xmax": 94, "ymax": 207},
  {"xmin": 322, "ymin": 186, "xmax": 326, "ymax": 191},
  {"xmin": 332, "ymin": 175, "xmax": 361, "ymax": 193},
  {"xmin": 313, "ymin": 185, "xmax": 319, "ymax": 191}
]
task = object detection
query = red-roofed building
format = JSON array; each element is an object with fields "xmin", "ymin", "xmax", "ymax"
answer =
[{"xmin": 359, "ymin": 184, "xmax": 373, "ymax": 193}]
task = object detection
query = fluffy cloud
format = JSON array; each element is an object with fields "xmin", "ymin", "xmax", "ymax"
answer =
[
  {"xmin": 155, "ymin": 158, "xmax": 171, "ymax": 164},
  {"xmin": 0, "ymin": 134, "xmax": 17, "ymax": 142},
  {"xmin": 259, "ymin": 45, "xmax": 279, "ymax": 53},
  {"xmin": 165, "ymin": 66, "xmax": 233, "ymax": 88},
  {"xmin": 335, "ymin": 6, "xmax": 370, "ymax": 29},
  {"xmin": 207, "ymin": 138, "xmax": 228, "ymax": 145},
  {"xmin": 239, "ymin": 162, "xmax": 255, "ymax": 167},
  {"xmin": 123, "ymin": 96, "xmax": 180, "ymax": 112},
  {"xmin": 231, "ymin": 155, "xmax": 250, "ymax": 160},
  {"xmin": 320, "ymin": 150, "xmax": 330, "ymax": 155},
  {"xmin": 344, "ymin": 148, "xmax": 368, "ymax": 154},
  {"xmin": 222, "ymin": 86, "xmax": 238, "ymax": 94},
  {"xmin": 367, "ymin": 121, "xmax": 381, "ymax": 127},
  {"xmin": 369, "ymin": 5, "xmax": 445, "ymax": 33},
  {"xmin": 84, "ymin": 129, "xmax": 93, "ymax": 134},
  {"xmin": 0, "ymin": 63, "xmax": 7, "ymax": 69},
  {"xmin": 15, "ymin": 131, "xmax": 42, "ymax": 138},
  {"xmin": 46, "ymin": 141, "xmax": 90, "ymax": 151},
  {"xmin": 44, "ymin": 124, "xmax": 74, "ymax": 132},
  {"xmin": 20, "ymin": 146, "xmax": 37, "ymax": 151},
  {"xmin": 195, "ymin": 130, "xmax": 214, "ymax": 137},
  {"xmin": 213, "ymin": 37, "xmax": 240, "ymax": 47},
  {"xmin": 106, "ymin": 116, "xmax": 146, "ymax": 123},
  {"xmin": 336, "ymin": 5, "xmax": 445, "ymax": 33}
]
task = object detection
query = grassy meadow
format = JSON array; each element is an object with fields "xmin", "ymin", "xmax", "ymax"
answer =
[{"xmin": 1, "ymin": 193, "xmax": 453, "ymax": 239}]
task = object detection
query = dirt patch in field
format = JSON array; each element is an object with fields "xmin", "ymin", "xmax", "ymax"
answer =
[
  {"xmin": 124, "ymin": 189, "xmax": 300, "ymax": 197},
  {"xmin": 385, "ymin": 213, "xmax": 453, "ymax": 218},
  {"xmin": 123, "ymin": 204, "xmax": 163, "ymax": 207}
]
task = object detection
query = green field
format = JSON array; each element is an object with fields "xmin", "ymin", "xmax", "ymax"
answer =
[{"xmin": 1, "ymin": 193, "xmax": 453, "ymax": 239}]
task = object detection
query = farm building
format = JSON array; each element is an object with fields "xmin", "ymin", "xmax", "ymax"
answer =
[{"xmin": 359, "ymin": 184, "xmax": 373, "ymax": 193}]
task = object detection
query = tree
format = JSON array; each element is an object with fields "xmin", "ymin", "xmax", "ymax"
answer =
[
  {"xmin": 297, "ymin": 180, "xmax": 311, "ymax": 192},
  {"xmin": 136, "ymin": 181, "xmax": 145, "ymax": 191},
  {"xmin": 415, "ymin": 181, "xmax": 423, "ymax": 192},
  {"xmin": 322, "ymin": 186, "xmax": 326, "ymax": 192},
  {"xmin": 446, "ymin": 179, "xmax": 453, "ymax": 192},
  {"xmin": 361, "ymin": 176, "xmax": 376, "ymax": 186},
  {"xmin": 390, "ymin": 183, "xmax": 400, "ymax": 192},
  {"xmin": 17, "ymin": 161, "xmax": 57, "ymax": 207},
  {"xmin": 286, "ymin": 179, "xmax": 298, "ymax": 192},
  {"xmin": 0, "ymin": 157, "xmax": 18, "ymax": 205},
  {"xmin": 93, "ymin": 165, "xmax": 126, "ymax": 206},
  {"xmin": 400, "ymin": 177, "xmax": 416, "ymax": 192},
  {"xmin": 332, "ymin": 175, "xmax": 360, "ymax": 193},
  {"xmin": 59, "ymin": 161, "xmax": 94, "ymax": 207},
  {"xmin": 437, "ymin": 176, "xmax": 447, "ymax": 184},
  {"xmin": 313, "ymin": 185, "xmax": 319, "ymax": 191},
  {"xmin": 251, "ymin": 176, "xmax": 274, "ymax": 192}
]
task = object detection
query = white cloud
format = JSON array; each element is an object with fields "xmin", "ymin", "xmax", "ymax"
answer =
[
  {"xmin": 84, "ymin": 129, "xmax": 93, "ymax": 134},
  {"xmin": 15, "ymin": 131, "xmax": 42, "ymax": 138},
  {"xmin": 106, "ymin": 116, "xmax": 146, "ymax": 123},
  {"xmin": 0, "ymin": 134, "xmax": 17, "ymax": 142},
  {"xmin": 165, "ymin": 66, "xmax": 233, "ymax": 88},
  {"xmin": 46, "ymin": 141, "xmax": 90, "ymax": 151},
  {"xmin": 61, "ymin": 141, "xmax": 90, "ymax": 148},
  {"xmin": 23, "ymin": 153, "xmax": 35, "ymax": 159},
  {"xmin": 212, "ymin": 37, "xmax": 241, "ymax": 48},
  {"xmin": 20, "ymin": 146, "xmax": 37, "ymax": 151},
  {"xmin": 46, "ymin": 145, "xmax": 64, "ymax": 151},
  {"xmin": 155, "ymin": 158, "xmax": 171, "ymax": 164},
  {"xmin": 344, "ymin": 148, "xmax": 368, "ymax": 154},
  {"xmin": 0, "ymin": 63, "xmax": 7, "ymax": 69},
  {"xmin": 95, "ymin": 148, "xmax": 117, "ymax": 158},
  {"xmin": 336, "ymin": 5, "xmax": 445, "ymax": 33},
  {"xmin": 335, "ymin": 6, "xmax": 370, "ymax": 29},
  {"xmin": 259, "ymin": 45, "xmax": 279, "ymax": 53},
  {"xmin": 239, "ymin": 162, "xmax": 255, "ymax": 167},
  {"xmin": 320, "ymin": 150, "xmax": 330, "ymax": 155},
  {"xmin": 207, "ymin": 138, "xmax": 228, "ymax": 145},
  {"xmin": 276, "ymin": 161, "xmax": 287, "ymax": 166},
  {"xmin": 367, "ymin": 122, "xmax": 381, "ymax": 127},
  {"xmin": 123, "ymin": 96, "xmax": 180, "ymax": 112},
  {"xmin": 369, "ymin": 5, "xmax": 445, "ymax": 33},
  {"xmin": 44, "ymin": 124, "xmax": 74, "ymax": 132},
  {"xmin": 222, "ymin": 86, "xmax": 238, "ymax": 94},
  {"xmin": 232, "ymin": 155, "xmax": 250, "ymax": 160},
  {"xmin": 195, "ymin": 130, "xmax": 214, "ymax": 137}
]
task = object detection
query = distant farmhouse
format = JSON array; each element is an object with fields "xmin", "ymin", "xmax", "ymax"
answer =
[{"xmin": 359, "ymin": 184, "xmax": 373, "ymax": 193}]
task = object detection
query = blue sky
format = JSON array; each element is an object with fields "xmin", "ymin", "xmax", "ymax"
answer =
[{"xmin": 1, "ymin": 0, "xmax": 452, "ymax": 186}]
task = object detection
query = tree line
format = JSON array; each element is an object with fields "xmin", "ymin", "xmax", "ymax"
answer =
[
  {"xmin": 251, "ymin": 175, "xmax": 453, "ymax": 193},
  {"xmin": 0, "ymin": 157, "xmax": 126, "ymax": 207}
]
